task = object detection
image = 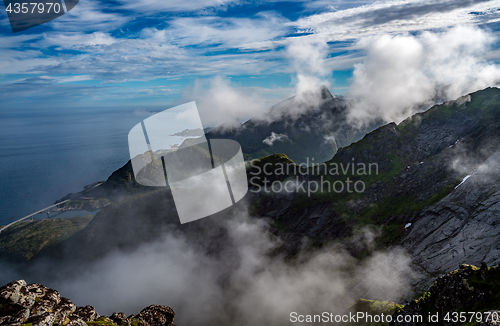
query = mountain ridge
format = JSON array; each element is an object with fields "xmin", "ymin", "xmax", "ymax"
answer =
[
  {"xmin": 1, "ymin": 87, "xmax": 500, "ymax": 322},
  {"xmin": 5, "ymin": 87, "xmax": 500, "ymax": 268},
  {"xmin": 205, "ymin": 85, "xmax": 380, "ymax": 164}
]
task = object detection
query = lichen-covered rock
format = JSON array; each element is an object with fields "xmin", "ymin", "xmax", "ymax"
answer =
[
  {"xmin": 0, "ymin": 280, "xmax": 176, "ymax": 326},
  {"xmin": 53, "ymin": 297, "xmax": 76, "ymax": 325},
  {"xmin": 480, "ymin": 310, "xmax": 500, "ymax": 326},
  {"xmin": 391, "ymin": 265, "xmax": 500, "ymax": 326},
  {"xmin": 138, "ymin": 305, "xmax": 175, "ymax": 326},
  {"xmin": 9, "ymin": 307, "xmax": 30, "ymax": 325},
  {"xmin": 0, "ymin": 280, "xmax": 26, "ymax": 304},
  {"xmin": 66, "ymin": 319, "xmax": 87, "ymax": 326},
  {"xmin": 28, "ymin": 311, "xmax": 56, "ymax": 326},
  {"xmin": 30, "ymin": 296, "xmax": 58, "ymax": 318},
  {"xmin": 26, "ymin": 283, "xmax": 48, "ymax": 297},
  {"xmin": 110, "ymin": 312, "xmax": 130, "ymax": 326},
  {"xmin": 0, "ymin": 280, "xmax": 36, "ymax": 311},
  {"xmin": 69, "ymin": 305, "xmax": 100, "ymax": 322}
]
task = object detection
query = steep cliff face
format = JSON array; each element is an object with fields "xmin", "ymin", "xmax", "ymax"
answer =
[
  {"xmin": 401, "ymin": 147, "xmax": 500, "ymax": 274},
  {"xmin": 393, "ymin": 88, "xmax": 500, "ymax": 273},
  {"xmin": 0, "ymin": 280, "xmax": 176, "ymax": 326}
]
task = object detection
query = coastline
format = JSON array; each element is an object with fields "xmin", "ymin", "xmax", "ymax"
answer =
[{"xmin": 0, "ymin": 181, "xmax": 108, "ymax": 234}]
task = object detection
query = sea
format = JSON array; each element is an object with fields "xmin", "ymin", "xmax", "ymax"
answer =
[{"xmin": 0, "ymin": 106, "xmax": 159, "ymax": 226}]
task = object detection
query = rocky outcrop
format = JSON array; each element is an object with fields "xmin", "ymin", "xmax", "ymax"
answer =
[
  {"xmin": 480, "ymin": 311, "xmax": 500, "ymax": 326},
  {"xmin": 391, "ymin": 263, "xmax": 500, "ymax": 326},
  {"xmin": 0, "ymin": 280, "xmax": 176, "ymax": 326}
]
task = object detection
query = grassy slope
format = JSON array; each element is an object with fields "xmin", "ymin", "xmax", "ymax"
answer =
[{"xmin": 0, "ymin": 215, "xmax": 94, "ymax": 261}]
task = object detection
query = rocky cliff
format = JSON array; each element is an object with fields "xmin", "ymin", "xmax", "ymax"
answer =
[
  {"xmin": 391, "ymin": 263, "xmax": 500, "ymax": 326},
  {"xmin": 0, "ymin": 280, "xmax": 175, "ymax": 326}
]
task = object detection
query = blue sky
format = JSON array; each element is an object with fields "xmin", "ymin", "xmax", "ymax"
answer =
[{"xmin": 1, "ymin": 0, "xmax": 500, "ymax": 111}]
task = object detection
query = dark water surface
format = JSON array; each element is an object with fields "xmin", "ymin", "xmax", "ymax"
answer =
[{"xmin": 0, "ymin": 107, "xmax": 155, "ymax": 225}]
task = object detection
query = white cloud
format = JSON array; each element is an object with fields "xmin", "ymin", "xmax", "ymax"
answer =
[
  {"xmin": 262, "ymin": 132, "xmax": 290, "ymax": 146},
  {"xmin": 56, "ymin": 75, "xmax": 93, "ymax": 83},
  {"xmin": 48, "ymin": 0, "xmax": 130, "ymax": 31},
  {"xmin": 0, "ymin": 11, "xmax": 291, "ymax": 83},
  {"xmin": 286, "ymin": 35, "xmax": 332, "ymax": 95},
  {"xmin": 2, "ymin": 0, "xmax": 500, "ymax": 107},
  {"xmin": 160, "ymin": 13, "xmax": 289, "ymax": 50},
  {"xmin": 116, "ymin": 0, "xmax": 238, "ymax": 13},
  {"xmin": 38, "ymin": 32, "xmax": 116, "ymax": 49},
  {"xmin": 38, "ymin": 211, "xmax": 416, "ymax": 326},
  {"xmin": 181, "ymin": 76, "xmax": 273, "ymax": 127},
  {"xmin": 346, "ymin": 25, "xmax": 500, "ymax": 126},
  {"xmin": 0, "ymin": 49, "xmax": 59, "ymax": 74},
  {"xmin": 295, "ymin": 0, "xmax": 500, "ymax": 42},
  {"xmin": 0, "ymin": 34, "xmax": 40, "ymax": 48},
  {"xmin": 287, "ymin": 35, "xmax": 329, "ymax": 76}
]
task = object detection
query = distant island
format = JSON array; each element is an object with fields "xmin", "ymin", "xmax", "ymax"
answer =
[{"xmin": 170, "ymin": 127, "xmax": 212, "ymax": 137}]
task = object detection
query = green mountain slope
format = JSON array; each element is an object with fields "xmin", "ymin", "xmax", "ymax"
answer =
[{"xmin": 0, "ymin": 215, "xmax": 93, "ymax": 261}]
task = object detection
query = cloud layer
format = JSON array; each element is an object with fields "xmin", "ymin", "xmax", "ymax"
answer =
[
  {"xmin": 347, "ymin": 25, "xmax": 500, "ymax": 126},
  {"xmin": 18, "ymin": 210, "xmax": 415, "ymax": 326},
  {"xmin": 2, "ymin": 0, "xmax": 500, "ymax": 93}
]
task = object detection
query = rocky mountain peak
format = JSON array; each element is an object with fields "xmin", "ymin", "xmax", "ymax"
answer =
[{"xmin": 319, "ymin": 84, "xmax": 334, "ymax": 100}]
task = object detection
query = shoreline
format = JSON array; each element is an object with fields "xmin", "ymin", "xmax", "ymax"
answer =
[{"xmin": 0, "ymin": 181, "xmax": 106, "ymax": 233}]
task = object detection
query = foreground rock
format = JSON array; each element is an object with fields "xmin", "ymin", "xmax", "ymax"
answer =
[
  {"xmin": 0, "ymin": 280, "xmax": 175, "ymax": 326},
  {"xmin": 391, "ymin": 264, "xmax": 500, "ymax": 326}
]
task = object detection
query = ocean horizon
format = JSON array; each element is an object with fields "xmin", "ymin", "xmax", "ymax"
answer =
[{"xmin": 0, "ymin": 107, "xmax": 158, "ymax": 225}]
